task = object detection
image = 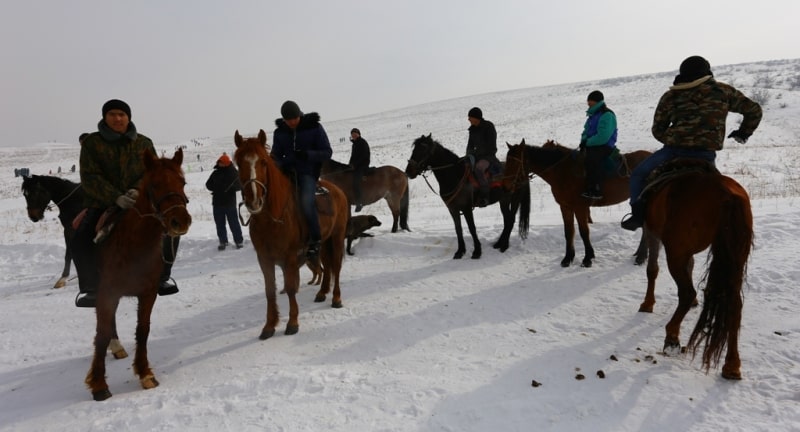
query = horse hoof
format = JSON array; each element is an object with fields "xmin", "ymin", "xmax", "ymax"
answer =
[
  {"xmin": 662, "ymin": 339, "xmax": 681, "ymax": 356},
  {"xmin": 638, "ymin": 304, "xmax": 654, "ymax": 313},
  {"xmin": 53, "ymin": 279, "xmax": 67, "ymax": 289},
  {"xmin": 560, "ymin": 259, "xmax": 572, "ymax": 267},
  {"xmin": 259, "ymin": 329, "xmax": 275, "ymax": 340},
  {"xmin": 721, "ymin": 368, "xmax": 742, "ymax": 380},
  {"xmin": 285, "ymin": 325, "xmax": 299, "ymax": 335},
  {"xmin": 634, "ymin": 256, "xmax": 646, "ymax": 266},
  {"xmin": 112, "ymin": 350, "xmax": 128, "ymax": 360},
  {"xmin": 471, "ymin": 251, "xmax": 481, "ymax": 259},
  {"xmin": 314, "ymin": 295, "xmax": 326, "ymax": 303},
  {"xmin": 92, "ymin": 389, "xmax": 112, "ymax": 401},
  {"xmin": 140, "ymin": 375, "xmax": 159, "ymax": 389},
  {"xmin": 331, "ymin": 300, "xmax": 343, "ymax": 309},
  {"xmin": 581, "ymin": 260, "xmax": 593, "ymax": 268}
]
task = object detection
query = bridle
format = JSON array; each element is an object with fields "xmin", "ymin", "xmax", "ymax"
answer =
[
  {"xmin": 133, "ymin": 183, "xmax": 189, "ymax": 231},
  {"xmin": 236, "ymin": 152, "xmax": 287, "ymax": 226}
]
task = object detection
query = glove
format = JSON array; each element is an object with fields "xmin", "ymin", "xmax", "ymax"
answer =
[
  {"xmin": 294, "ymin": 149, "xmax": 308, "ymax": 161},
  {"xmin": 125, "ymin": 188, "xmax": 139, "ymax": 200},
  {"xmin": 116, "ymin": 193, "xmax": 136, "ymax": 209},
  {"xmin": 727, "ymin": 130, "xmax": 750, "ymax": 144}
]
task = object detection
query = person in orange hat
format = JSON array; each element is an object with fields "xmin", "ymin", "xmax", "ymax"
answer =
[{"xmin": 206, "ymin": 152, "xmax": 244, "ymax": 250}]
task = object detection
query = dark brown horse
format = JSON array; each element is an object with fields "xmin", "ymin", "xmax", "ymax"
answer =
[
  {"xmin": 405, "ymin": 134, "xmax": 530, "ymax": 259},
  {"xmin": 503, "ymin": 139, "xmax": 651, "ymax": 267},
  {"xmin": 21, "ymin": 175, "xmax": 83, "ymax": 288},
  {"xmin": 321, "ymin": 159, "xmax": 410, "ymax": 232},
  {"xmin": 85, "ymin": 149, "xmax": 191, "ymax": 401},
  {"xmin": 638, "ymin": 166, "xmax": 752, "ymax": 380},
  {"xmin": 234, "ymin": 130, "xmax": 349, "ymax": 340}
]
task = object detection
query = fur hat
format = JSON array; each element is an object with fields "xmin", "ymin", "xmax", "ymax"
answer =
[
  {"xmin": 217, "ymin": 154, "xmax": 231, "ymax": 167},
  {"xmin": 587, "ymin": 91, "xmax": 604, "ymax": 103},
  {"xmin": 674, "ymin": 56, "xmax": 712, "ymax": 84},
  {"xmin": 468, "ymin": 107, "xmax": 483, "ymax": 119},
  {"xmin": 280, "ymin": 100, "xmax": 302, "ymax": 119},
  {"xmin": 102, "ymin": 99, "xmax": 131, "ymax": 119}
]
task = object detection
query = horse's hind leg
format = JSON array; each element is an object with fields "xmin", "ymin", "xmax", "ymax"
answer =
[
  {"xmin": 133, "ymin": 294, "xmax": 159, "ymax": 390},
  {"xmin": 493, "ymin": 200, "xmax": 514, "ymax": 252},
  {"xmin": 388, "ymin": 197, "xmax": 400, "ymax": 233},
  {"xmin": 662, "ymin": 251, "xmax": 697, "ymax": 355}
]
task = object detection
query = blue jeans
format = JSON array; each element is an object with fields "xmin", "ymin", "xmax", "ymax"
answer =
[
  {"xmin": 212, "ymin": 206, "xmax": 243, "ymax": 245},
  {"xmin": 629, "ymin": 146, "xmax": 716, "ymax": 205},
  {"xmin": 297, "ymin": 174, "xmax": 321, "ymax": 242}
]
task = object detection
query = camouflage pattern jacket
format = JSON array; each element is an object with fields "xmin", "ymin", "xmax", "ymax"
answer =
[
  {"xmin": 79, "ymin": 121, "xmax": 156, "ymax": 209},
  {"xmin": 651, "ymin": 76, "xmax": 762, "ymax": 151}
]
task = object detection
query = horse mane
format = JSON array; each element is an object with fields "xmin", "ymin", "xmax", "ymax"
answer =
[
  {"xmin": 21, "ymin": 174, "xmax": 79, "ymax": 194},
  {"xmin": 527, "ymin": 139, "xmax": 571, "ymax": 167},
  {"xmin": 413, "ymin": 134, "xmax": 460, "ymax": 163}
]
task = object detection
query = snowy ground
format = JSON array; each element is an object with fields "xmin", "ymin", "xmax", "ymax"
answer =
[{"xmin": 0, "ymin": 59, "xmax": 799, "ymax": 431}]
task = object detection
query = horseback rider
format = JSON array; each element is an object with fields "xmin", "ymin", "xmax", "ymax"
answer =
[
  {"xmin": 348, "ymin": 127, "xmax": 370, "ymax": 212},
  {"xmin": 465, "ymin": 107, "xmax": 499, "ymax": 207},
  {"xmin": 621, "ymin": 55, "xmax": 763, "ymax": 231},
  {"xmin": 72, "ymin": 99, "xmax": 181, "ymax": 308},
  {"xmin": 271, "ymin": 100, "xmax": 333, "ymax": 260},
  {"xmin": 580, "ymin": 90, "xmax": 618, "ymax": 200}
]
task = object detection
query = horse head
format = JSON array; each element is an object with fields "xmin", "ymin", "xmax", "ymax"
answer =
[
  {"xmin": 234, "ymin": 129, "xmax": 271, "ymax": 214},
  {"xmin": 502, "ymin": 139, "xmax": 530, "ymax": 192},
  {"xmin": 405, "ymin": 134, "xmax": 438, "ymax": 179},
  {"xmin": 141, "ymin": 148, "xmax": 191, "ymax": 237},
  {"xmin": 21, "ymin": 175, "xmax": 50, "ymax": 222}
]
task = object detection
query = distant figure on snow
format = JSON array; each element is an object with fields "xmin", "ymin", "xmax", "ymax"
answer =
[
  {"xmin": 348, "ymin": 127, "xmax": 370, "ymax": 212},
  {"xmin": 206, "ymin": 153, "xmax": 244, "ymax": 250}
]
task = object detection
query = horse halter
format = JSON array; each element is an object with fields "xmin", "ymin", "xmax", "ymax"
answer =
[
  {"xmin": 143, "ymin": 186, "xmax": 189, "ymax": 230},
  {"xmin": 503, "ymin": 149, "xmax": 532, "ymax": 193}
]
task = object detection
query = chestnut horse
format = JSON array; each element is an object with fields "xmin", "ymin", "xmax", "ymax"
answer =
[
  {"xmin": 638, "ymin": 165, "xmax": 752, "ymax": 379},
  {"xmin": 503, "ymin": 139, "xmax": 651, "ymax": 267},
  {"xmin": 86, "ymin": 149, "xmax": 191, "ymax": 401},
  {"xmin": 21, "ymin": 175, "xmax": 83, "ymax": 288},
  {"xmin": 405, "ymin": 134, "xmax": 530, "ymax": 259},
  {"xmin": 233, "ymin": 130, "xmax": 348, "ymax": 340},
  {"xmin": 321, "ymin": 159, "xmax": 410, "ymax": 232}
]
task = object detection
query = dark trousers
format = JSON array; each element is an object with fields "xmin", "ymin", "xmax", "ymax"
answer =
[
  {"xmin": 629, "ymin": 146, "xmax": 716, "ymax": 205},
  {"xmin": 213, "ymin": 205, "xmax": 244, "ymax": 245},
  {"xmin": 71, "ymin": 207, "xmax": 180, "ymax": 293},
  {"xmin": 584, "ymin": 145, "xmax": 613, "ymax": 192},
  {"xmin": 297, "ymin": 173, "xmax": 321, "ymax": 242},
  {"xmin": 352, "ymin": 168, "xmax": 365, "ymax": 205}
]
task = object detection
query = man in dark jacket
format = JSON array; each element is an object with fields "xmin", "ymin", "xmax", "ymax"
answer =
[
  {"xmin": 206, "ymin": 153, "xmax": 244, "ymax": 250},
  {"xmin": 348, "ymin": 127, "xmax": 370, "ymax": 212},
  {"xmin": 72, "ymin": 99, "xmax": 181, "ymax": 307},
  {"xmin": 270, "ymin": 100, "xmax": 333, "ymax": 259},
  {"xmin": 465, "ymin": 107, "xmax": 499, "ymax": 206},
  {"xmin": 621, "ymin": 56, "xmax": 762, "ymax": 231},
  {"xmin": 580, "ymin": 90, "xmax": 618, "ymax": 200}
]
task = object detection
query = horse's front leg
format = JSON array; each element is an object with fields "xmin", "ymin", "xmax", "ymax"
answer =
[
  {"xmin": 574, "ymin": 206, "xmax": 595, "ymax": 267},
  {"xmin": 109, "ymin": 315, "xmax": 128, "ymax": 359},
  {"xmin": 387, "ymin": 197, "xmax": 400, "ymax": 233},
  {"xmin": 133, "ymin": 291, "xmax": 159, "ymax": 391},
  {"xmin": 281, "ymin": 264, "xmax": 301, "ymax": 335},
  {"xmin": 633, "ymin": 229, "xmax": 649, "ymax": 265},
  {"xmin": 258, "ymin": 260, "xmax": 279, "ymax": 340},
  {"xmin": 462, "ymin": 208, "xmax": 482, "ymax": 259},
  {"xmin": 85, "ymin": 297, "xmax": 119, "ymax": 401},
  {"xmin": 559, "ymin": 206, "xmax": 576, "ymax": 267},
  {"xmin": 449, "ymin": 208, "xmax": 467, "ymax": 259},
  {"xmin": 54, "ymin": 231, "xmax": 71, "ymax": 288}
]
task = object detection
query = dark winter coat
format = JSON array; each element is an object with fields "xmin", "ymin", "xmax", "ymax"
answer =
[
  {"xmin": 271, "ymin": 112, "xmax": 332, "ymax": 178},
  {"xmin": 466, "ymin": 119, "xmax": 500, "ymax": 165},
  {"xmin": 348, "ymin": 136, "xmax": 370, "ymax": 171},
  {"xmin": 205, "ymin": 164, "xmax": 241, "ymax": 208},
  {"xmin": 581, "ymin": 101, "xmax": 618, "ymax": 148},
  {"xmin": 79, "ymin": 120, "xmax": 156, "ymax": 209}
]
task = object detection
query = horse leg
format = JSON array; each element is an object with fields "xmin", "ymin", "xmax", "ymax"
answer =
[
  {"xmin": 85, "ymin": 297, "xmax": 119, "ymax": 401},
  {"xmin": 662, "ymin": 250, "xmax": 697, "ymax": 356},
  {"xmin": 449, "ymin": 209, "xmax": 467, "ymax": 259},
  {"xmin": 575, "ymin": 206, "xmax": 595, "ymax": 267},
  {"xmin": 463, "ymin": 209, "xmax": 482, "ymax": 259},
  {"xmin": 387, "ymin": 197, "xmax": 400, "ymax": 233},
  {"xmin": 633, "ymin": 229, "xmax": 649, "ymax": 266},
  {"xmin": 283, "ymin": 265, "xmax": 301, "ymax": 335},
  {"xmin": 399, "ymin": 187, "xmax": 411, "ymax": 232},
  {"xmin": 493, "ymin": 200, "xmax": 513, "ymax": 252},
  {"xmin": 54, "ymin": 231, "xmax": 71, "ymax": 288},
  {"xmin": 316, "ymin": 239, "xmax": 343, "ymax": 308},
  {"xmin": 559, "ymin": 206, "xmax": 576, "ymax": 267},
  {"xmin": 258, "ymin": 260, "xmax": 280, "ymax": 340},
  {"xmin": 639, "ymin": 230, "xmax": 660, "ymax": 313},
  {"xmin": 133, "ymin": 292, "xmax": 159, "ymax": 391},
  {"xmin": 109, "ymin": 315, "xmax": 128, "ymax": 359}
]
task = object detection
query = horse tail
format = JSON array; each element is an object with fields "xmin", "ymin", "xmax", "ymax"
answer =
[
  {"xmin": 399, "ymin": 182, "xmax": 411, "ymax": 231},
  {"xmin": 517, "ymin": 182, "xmax": 530, "ymax": 240},
  {"xmin": 688, "ymin": 192, "xmax": 753, "ymax": 372}
]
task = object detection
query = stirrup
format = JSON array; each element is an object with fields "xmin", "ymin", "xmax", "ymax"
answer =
[{"xmin": 620, "ymin": 213, "xmax": 642, "ymax": 231}]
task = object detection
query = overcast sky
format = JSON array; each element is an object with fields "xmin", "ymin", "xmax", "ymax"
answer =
[{"xmin": 2, "ymin": 0, "xmax": 798, "ymax": 147}]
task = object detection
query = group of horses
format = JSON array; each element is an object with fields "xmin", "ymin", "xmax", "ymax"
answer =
[{"xmin": 20, "ymin": 130, "xmax": 753, "ymax": 401}]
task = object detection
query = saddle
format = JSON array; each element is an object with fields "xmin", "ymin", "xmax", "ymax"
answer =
[
  {"xmin": 313, "ymin": 185, "xmax": 334, "ymax": 216},
  {"xmin": 639, "ymin": 158, "xmax": 719, "ymax": 201},
  {"xmin": 71, "ymin": 207, "xmax": 123, "ymax": 244},
  {"xmin": 575, "ymin": 148, "xmax": 629, "ymax": 178}
]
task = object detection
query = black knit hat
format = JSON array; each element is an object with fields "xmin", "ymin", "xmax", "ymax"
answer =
[
  {"xmin": 674, "ymin": 56, "xmax": 712, "ymax": 84},
  {"xmin": 468, "ymin": 107, "xmax": 483, "ymax": 119},
  {"xmin": 587, "ymin": 91, "xmax": 604, "ymax": 103},
  {"xmin": 102, "ymin": 99, "xmax": 131, "ymax": 119},
  {"xmin": 351, "ymin": 128, "xmax": 361, "ymax": 135},
  {"xmin": 280, "ymin": 100, "xmax": 302, "ymax": 119}
]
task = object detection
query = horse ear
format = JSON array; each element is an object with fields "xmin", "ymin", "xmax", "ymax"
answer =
[
  {"xmin": 258, "ymin": 129, "xmax": 267, "ymax": 146},
  {"xmin": 520, "ymin": 138, "xmax": 526, "ymax": 145},
  {"xmin": 506, "ymin": 142, "xmax": 512, "ymax": 150},
  {"xmin": 234, "ymin": 130, "xmax": 242, "ymax": 148},
  {"xmin": 173, "ymin": 148, "xmax": 184, "ymax": 165},
  {"xmin": 426, "ymin": 133, "xmax": 432, "ymax": 139}
]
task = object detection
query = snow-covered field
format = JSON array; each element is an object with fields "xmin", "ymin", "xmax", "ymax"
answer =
[{"xmin": 1, "ymin": 59, "xmax": 798, "ymax": 431}]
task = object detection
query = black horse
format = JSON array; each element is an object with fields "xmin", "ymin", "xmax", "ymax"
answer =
[
  {"xmin": 405, "ymin": 134, "xmax": 530, "ymax": 259},
  {"xmin": 21, "ymin": 175, "xmax": 84, "ymax": 288}
]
